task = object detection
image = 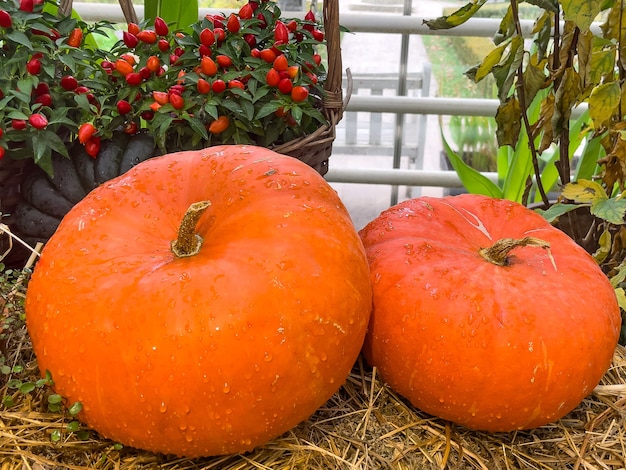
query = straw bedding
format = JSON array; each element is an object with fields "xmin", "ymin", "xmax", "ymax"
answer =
[{"xmin": 2, "ymin": 259, "xmax": 626, "ymax": 469}]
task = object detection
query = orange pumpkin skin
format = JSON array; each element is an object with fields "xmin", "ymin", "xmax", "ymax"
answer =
[
  {"xmin": 25, "ymin": 145, "xmax": 372, "ymax": 457},
  {"xmin": 360, "ymin": 194, "xmax": 621, "ymax": 432}
]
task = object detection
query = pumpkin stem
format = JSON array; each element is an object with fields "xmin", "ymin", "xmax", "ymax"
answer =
[
  {"xmin": 171, "ymin": 201, "xmax": 211, "ymax": 258},
  {"xmin": 479, "ymin": 236, "xmax": 553, "ymax": 267}
]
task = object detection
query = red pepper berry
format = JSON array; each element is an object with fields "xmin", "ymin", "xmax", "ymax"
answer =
[
  {"xmin": 266, "ymin": 68, "xmax": 280, "ymax": 87},
  {"xmin": 199, "ymin": 28, "xmax": 215, "ymax": 47},
  {"xmin": 78, "ymin": 122, "xmax": 96, "ymax": 144},
  {"xmin": 139, "ymin": 66, "xmax": 152, "ymax": 80},
  {"xmin": 0, "ymin": 10, "xmax": 12, "ymax": 28},
  {"xmin": 11, "ymin": 119, "xmax": 27, "ymax": 130},
  {"xmin": 291, "ymin": 85, "xmax": 309, "ymax": 103},
  {"xmin": 123, "ymin": 31, "xmax": 139, "ymax": 48},
  {"xmin": 239, "ymin": 3, "xmax": 254, "ymax": 20},
  {"xmin": 67, "ymin": 28, "xmax": 83, "ymax": 47},
  {"xmin": 60, "ymin": 75, "xmax": 79, "ymax": 91},
  {"xmin": 216, "ymin": 55, "xmax": 233, "ymax": 69},
  {"xmin": 84, "ymin": 136, "xmax": 101, "ymax": 158},
  {"xmin": 19, "ymin": 0, "xmax": 34, "ymax": 12},
  {"xmin": 274, "ymin": 20, "xmax": 289, "ymax": 44},
  {"xmin": 197, "ymin": 78, "xmax": 211, "ymax": 94},
  {"xmin": 226, "ymin": 14, "xmax": 240, "ymax": 34},
  {"xmin": 256, "ymin": 13, "xmax": 267, "ymax": 29},
  {"xmin": 157, "ymin": 39, "xmax": 170, "ymax": 52},
  {"xmin": 0, "ymin": 147, "xmax": 5, "ymax": 160},
  {"xmin": 137, "ymin": 30, "xmax": 157, "ymax": 44},
  {"xmin": 154, "ymin": 17, "xmax": 169, "ymax": 36},
  {"xmin": 278, "ymin": 77, "xmax": 293, "ymax": 94},
  {"xmin": 34, "ymin": 93, "xmax": 52, "ymax": 107},
  {"xmin": 26, "ymin": 57, "xmax": 41, "ymax": 75},
  {"xmin": 312, "ymin": 29, "xmax": 324, "ymax": 42},
  {"xmin": 304, "ymin": 10, "xmax": 316, "ymax": 31},
  {"xmin": 125, "ymin": 72, "xmax": 142, "ymax": 86},
  {"xmin": 34, "ymin": 82, "xmax": 49, "ymax": 96},
  {"xmin": 228, "ymin": 79, "xmax": 245, "ymax": 90},
  {"xmin": 273, "ymin": 54, "xmax": 288, "ymax": 72},
  {"xmin": 211, "ymin": 79, "xmax": 226, "ymax": 94},
  {"xmin": 123, "ymin": 121, "xmax": 138, "ymax": 135},
  {"xmin": 28, "ymin": 113, "xmax": 48, "ymax": 130},
  {"xmin": 169, "ymin": 93, "xmax": 184, "ymax": 110},
  {"xmin": 213, "ymin": 28, "xmax": 226, "ymax": 43},
  {"xmin": 127, "ymin": 22, "xmax": 140, "ymax": 35},
  {"xmin": 259, "ymin": 48, "xmax": 276, "ymax": 63},
  {"xmin": 0, "ymin": 128, "xmax": 3, "ymax": 138},
  {"xmin": 116, "ymin": 99, "xmax": 132, "ymax": 115},
  {"xmin": 243, "ymin": 33, "xmax": 256, "ymax": 48}
]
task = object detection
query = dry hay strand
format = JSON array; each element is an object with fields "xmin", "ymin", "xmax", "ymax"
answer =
[{"xmin": 2, "ymin": 276, "xmax": 626, "ymax": 469}]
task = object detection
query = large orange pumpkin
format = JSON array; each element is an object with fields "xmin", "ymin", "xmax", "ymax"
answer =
[
  {"xmin": 25, "ymin": 145, "xmax": 372, "ymax": 457},
  {"xmin": 359, "ymin": 194, "xmax": 621, "ymax": 432}
]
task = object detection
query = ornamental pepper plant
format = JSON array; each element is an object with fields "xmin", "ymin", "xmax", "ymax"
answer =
[{"xmin": 0, "ymin": 0, "xmax": 329, "ymax": 176}]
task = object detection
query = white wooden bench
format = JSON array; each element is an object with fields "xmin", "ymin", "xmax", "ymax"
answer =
[{"xmin": 333, "ymin": 63, "xmax": 432, "ymax": 171}]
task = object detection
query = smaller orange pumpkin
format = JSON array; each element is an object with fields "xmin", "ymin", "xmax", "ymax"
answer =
[{"xmin": 359, "ymin": 194, "xmax": 621, "ymax": 432}]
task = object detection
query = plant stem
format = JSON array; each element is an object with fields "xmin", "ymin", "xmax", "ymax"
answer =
[
  {"xmin": 479, "ymin": 236, "xmax": 551, "ymax": 267},
  {"xmin": 511, "ymin": 0, "xmax": 548, "ymax": 207},
  {"xmin": 170, "ymin": 200, "xmax": 211, "ymax": 258}
]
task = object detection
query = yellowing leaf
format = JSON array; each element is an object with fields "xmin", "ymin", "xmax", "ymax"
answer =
[
  {"xmin": 424, "ymin": 0, "xmax": 488, "ymax": 29},
  {"xmin": 561, "ymin": 179, "xmax": 608, "ymax": 203},
  {"xmin": 495, "ymin": 97, "xmax": 521, "ymax": 147},
  {"xmin": 615, "ymin": 287, "xmax": 626, "ymax": 312},
  {"xmin": 474, "ymin": 41, "xmax": 508, "ymax": 82},
  {"xmin": 589, "ymin": 81, "xmax": 621, "ymax": 129},
  {"xmin": 561, "ymin": 0, "xmax": 602, "ymax": 31},
  {"xmin": 593, "ymin": 228, "xmax": 612, "ymax": 264}
]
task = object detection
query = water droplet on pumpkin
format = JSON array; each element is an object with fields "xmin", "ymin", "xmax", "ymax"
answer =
[
  {"xmin": 179, "ymin": 424, "xmax": 187, "ymax": 431},
  {"xmin": 185, "ymin": 435, "xmax": 194, "ymax": 443},
  {"xmin": 223, "ymin": 383, "xmax": 231, "ymax": 394},
  {"xmin": 159, "ymin": 402, "xmax": 167, "ymax": 413},
  {"xmin": 320, "ymin": 352, "xmax": 328, "ymax": 362},
  {"xmin": 264, "ymin": 352, "xmax": 273, "ymax": 362}
]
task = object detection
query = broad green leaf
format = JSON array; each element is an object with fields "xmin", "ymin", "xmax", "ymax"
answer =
[
  {"xmin": 495, "ymin": 97, "xmax": 521, "ymax": 148},
  {"xmin": 589, "ymin": 81, "xmax": 621, "ymax": 129},
  {"xmin": 591, "ymin": 197, "xmax": 626, "ymax": 224},
  {"xmin": 442, "ymin": 132, "xmax": 503, "ymax": 198},
  {"xmin": 561, "ymin": 0, "xmax": 602, "ymax": 31},
  {"xmin": 5, "ymin": 30, "xmax": 32, "ymax": 48},
  {"xmin": 423, "ymin": 0, "xmax": 488, "ymax": 30},
  {"xmin": 536, "ymin": 203, "xmax": 580, "ymax": 223},
  {"xmin": 184, "ymin": 115, "xmax": 209, "ymax": 140},
  {"xmin": 561, "ymin": 179, "xmax": 607, "ymax": 202}
]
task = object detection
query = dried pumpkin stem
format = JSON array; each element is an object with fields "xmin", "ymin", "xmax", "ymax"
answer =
[
  {"xmin": 170, "ymin": 200, "xmax": 211, "ymax": 258},
  {"xmin": 479, "ymin": 236, "xmax": 552, "ymax": 267}
]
